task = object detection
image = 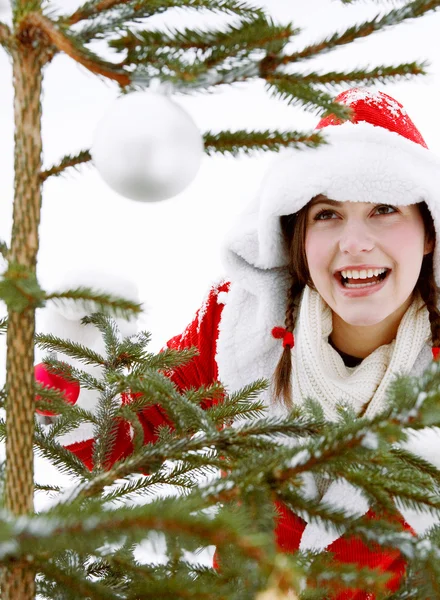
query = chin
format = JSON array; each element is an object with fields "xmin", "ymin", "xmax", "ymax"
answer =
[
  {"xmin": 333, "ymin": 305, "xmax": 393, "ymax": 327},
  {"xmin": 341, "ymin": 314, "xmax": 390, "ymax": 327}
]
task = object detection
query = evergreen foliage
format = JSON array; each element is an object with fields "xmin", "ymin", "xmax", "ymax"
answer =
[
  {"xmin": 0, "ymin": 316, "xmax": 439, "ymax": 597},
  {"xmin": 1, "ymin": 0, "xmax": 440, "ymax": 598}
]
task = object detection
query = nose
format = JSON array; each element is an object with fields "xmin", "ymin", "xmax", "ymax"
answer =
[{"xmin": 338, "ymin": 220, "xmax": 375, "ymax": 254}]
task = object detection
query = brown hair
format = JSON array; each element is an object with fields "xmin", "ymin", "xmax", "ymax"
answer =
[{"xmin": 273, "ymin": 196, "xmax": 440, "ymax": 408}]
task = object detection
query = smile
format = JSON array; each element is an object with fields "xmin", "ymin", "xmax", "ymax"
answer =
[{"xmin": 334, "ymin": 269, "xmax": 392, "ymax": 298}]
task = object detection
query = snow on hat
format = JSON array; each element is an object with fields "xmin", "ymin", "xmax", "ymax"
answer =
[
  {"xmin": 224, "ymin": 87, "xmax": 440, "ymax": 289},
  {"xmin": 315, "ymin": 87, "xmax": 428, "ymax": 147}
]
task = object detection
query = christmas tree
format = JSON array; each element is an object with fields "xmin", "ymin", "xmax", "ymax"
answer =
[{"xmin": 1, "ymin": 1, "xmax": 440, "ymax": 599}]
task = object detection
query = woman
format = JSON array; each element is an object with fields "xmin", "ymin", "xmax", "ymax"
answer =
[{"xmin": 37, "ymin": 88, "xmax": 440, "ymax": 598}]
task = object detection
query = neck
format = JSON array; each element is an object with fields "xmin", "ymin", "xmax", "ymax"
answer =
[{"xmin": 329, "ymin": 295, "xmax": 414, "ymax": 359}]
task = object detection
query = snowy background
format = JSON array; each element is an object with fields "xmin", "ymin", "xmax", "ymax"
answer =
[{"xmin": 1, "ymin": 0, "xmax": 440, "ymax": 566}]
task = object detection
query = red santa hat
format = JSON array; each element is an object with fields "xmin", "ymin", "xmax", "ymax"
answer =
[{"xmin": 316, "ymin": 87, "xmax": 428, "ymax": 147}]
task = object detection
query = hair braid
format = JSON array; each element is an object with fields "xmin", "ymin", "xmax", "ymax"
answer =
[
  {"xmin": 416, "ymin": 202, "xmax": 440, "ymax": 348},
  {"xmin": 417, "ymin": 254, "xmax": 440, "ymax": 347},
  {"xmin": 273, "ymin": 280, "xmax": 304, "ymax": 408}
]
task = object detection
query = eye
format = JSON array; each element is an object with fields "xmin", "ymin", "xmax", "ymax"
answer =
[
  {"xmin": 375, "ymin": 204, "xmax": 398, "ymax": 215},
  {"xmin": 313, "ymin": 209, "xmax": 336, "ymax": 221}
]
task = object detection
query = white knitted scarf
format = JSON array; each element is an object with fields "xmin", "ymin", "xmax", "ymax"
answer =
[
  {"xmin": 291, "ymin": 285, "xmax": 433, "ymax": 552},
  {"xmin": 291, "ymin": 285, "xmax": 431, "ymax": 423}
]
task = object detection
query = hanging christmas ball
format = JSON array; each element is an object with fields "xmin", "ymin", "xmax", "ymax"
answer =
[
  {"xmin": 34, "ymin": 363, "xmax": 80, "ymax": 416},
  {"xmin": 91, "ymin": 91, "xmax": 204, "ymax": 202}
]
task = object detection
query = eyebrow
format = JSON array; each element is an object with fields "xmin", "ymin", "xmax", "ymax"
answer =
[{"xmin": 309, "ymin": 198, "xmax": 341, "ymax": 208}]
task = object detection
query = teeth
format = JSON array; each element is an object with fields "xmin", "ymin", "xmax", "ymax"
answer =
[{"xmin": 340, "ymin": 268, "xmax": 387, "ymax": 280}]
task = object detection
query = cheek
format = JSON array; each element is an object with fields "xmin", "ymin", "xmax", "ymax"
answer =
[
  {"xmin": 305, "ymin": 231, "xmax": 331, "ymax": 276},
  {"xmin": 384, "ymin": 223, "xmax": 426, "ymax": 264}
]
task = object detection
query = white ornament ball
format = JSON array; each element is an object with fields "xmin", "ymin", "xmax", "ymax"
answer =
[{"xmin": 91, "ymin": 91, "xmax": 204, "ymax": 202}]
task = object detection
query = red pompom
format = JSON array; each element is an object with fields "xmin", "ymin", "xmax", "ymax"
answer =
[
  {"xmin": 271, "ymin": 327, "xmax": 294, "ymax": 349},
  {"xmin": 34, "ymin": 363, "xmax": 80, "ymax": 416},
  {"xmin": 272, "ymin": 327, "xmax": 286, "ymax": 339},
  {"xmin": 433, "ymin": 347, "xmax": 440, "ymax": 361}
]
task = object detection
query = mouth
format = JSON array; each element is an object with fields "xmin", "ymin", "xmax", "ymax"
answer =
[{"xmin": 334, "ymin": 268, "xmax": 392, "ymax": 296}]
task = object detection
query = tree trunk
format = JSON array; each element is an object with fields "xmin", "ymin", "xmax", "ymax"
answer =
[{"xmin": 2, "ymin": 18, "xmax": 44, "ymax": 600}]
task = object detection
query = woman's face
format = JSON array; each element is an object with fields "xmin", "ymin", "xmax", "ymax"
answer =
[{"xmin": 305, "ymin": 198, "xmax": 433, "ymax": 329}]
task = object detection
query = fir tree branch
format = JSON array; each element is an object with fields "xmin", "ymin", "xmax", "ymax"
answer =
[
  {"xmin": 279, "ymin": 0, "xmax": 440, "ymax": 65},
  {"xmin": 0, "ymin": 262, "xmax": 46, "ymax": 312},
  {"xmin": 45, "ymin": 409, "xmax": 97, "ymax": 440},
  {"xmin": 34, "ymin": 428, "xmax": 92, "ymax": 479},
  {"xmin": 119, "ymin": 406, "xmax": 145, "ymax": 454},
  {"xmin": 269, "ymin": 61, "xmax": 428, "ymax": 90},
  {"xmin": 265, "ymin": 81, "xmax": 354, "ymax": 118},
  {"xmin": 100, "ymin": 467, "xmax": 199, "ymax": 503},
  {"xmin": 0, "ymin": 21, "xmax": 11, "ymax": 48},
  {"xmin": 203, "ymin": 129, "xmax": 325, "ymax": 155},
  {"xmin": 203, "ymin": 380, "xmax": 268, "ymax": 424},
  {"xmin": 0, "ymin": 239, "xmax": 9, "ymax": 259},
  {"xmin": 35, "ymin": 385, "xmax": 99, "ymax": 431},
  {"xmin": 81, "ymin": 313, "xmax": 120, "ymax": 359},
  {"xmin": 36, "ymin": 360, "xmax": 102, "ymax": 390},
  {"xmin": 390, "ymin": 445, "xmax": 440, "ymax": 481},
  {"xmin": 64, "ymin": 0, "xmax": 267, "ymax": 27},
  {"xmin": 35, "ymin": 380, "xmax": 93, "ymax": 419},
  {"xmin": 128, "ymin": 55, "xmax": 261, "ymax": 89},
  {"xmin": 400, "ymin": 529, "xmax": 440, "ymax": 598},
  {"xmin": 23, "ymin": 12, "xmax": 131, "ymax": 86},
  {"xmin": 44, "ymin": 286, "xmax": 143, "ymax": 320},
  {"xmin": 40, "ymin": 149, "xmax": 92, "ymax": 182},
  {"xmin": 35, "ymin": 335, "xmax": 107, "ymax": 367},
  {"xmin": 34, "ymin": 483, "xmax": 62, "ymax": 494},
  {"xmin": 268, "ymin": 417, "xmax": 385, "ymax": 485},
  {"xmin": 132, "ymin": 345, "xmax": 198, "ymax": 370},
  {"xmin": 92, "ymin": 390, "xmax": 123, "ymax": 471},
  {"xmin": 40, "ymin": 360, "xmax": 104, "ymax": 394},
  {"xmin": 36, "ymin": 559, "xmax": 122, "ymax": 600},
  {"xmin": 60, "ymin": 416, "xmax": 321, "ymax": 504},
  {"xmin": 114, "ymin": 15, "xmax": 296, "ymax": 64},
  {"xmin": 74, "ymin": 11, "xmax": 295, "ymax": 89},
  {"xmin": 6, "ymin": 499, "xmax": 272, "ymax": 569},
  {"xmin": 111, "ymin": 369, "xmax": 218, "ymax": 436},
  {"xmin": 86, "ymin": 554, "xmax": 218, "ymax": 599}
]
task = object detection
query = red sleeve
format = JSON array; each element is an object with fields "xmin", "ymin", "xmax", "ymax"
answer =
[
  {"xmin": 275, "ymin": 502, "xmax": 412, "ymax": 599},
  {"xmin": 137, "ymin": 281, "xmax": 230, "ymax": 444},
  {"xmin": 63, "ymin": 282, "xmax": 229, "ymax": 471},
  {"xmin": 165, "ymin": 280, "xmax": 229, "ymax": 392}
]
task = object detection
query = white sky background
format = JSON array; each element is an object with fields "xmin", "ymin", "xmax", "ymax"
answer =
[{"xmin": 0, "ymin": 0, "xmax": 440, "ymax": 571}]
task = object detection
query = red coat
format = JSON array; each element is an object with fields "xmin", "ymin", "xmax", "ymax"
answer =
[{"xmin": 63, "ymin": 281, "xmax": 414, "ymax": 599}]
